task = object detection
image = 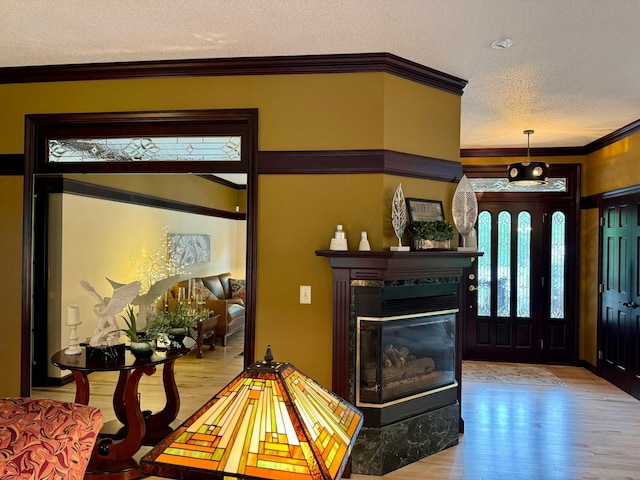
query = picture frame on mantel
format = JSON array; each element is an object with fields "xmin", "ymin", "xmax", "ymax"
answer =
[{"xmin": 405, "ymin": 198, "xmax": 445, "ymax": 223}]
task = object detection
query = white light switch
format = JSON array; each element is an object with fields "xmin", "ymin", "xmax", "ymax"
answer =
[{"xmin": 300, "ymin": 285, "xmax": 311, "ymax": 304}]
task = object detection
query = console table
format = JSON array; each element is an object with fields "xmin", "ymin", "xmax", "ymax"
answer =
[{"xmin": 51, "ymin": 346, "xmax": 192, "ymax": 480}]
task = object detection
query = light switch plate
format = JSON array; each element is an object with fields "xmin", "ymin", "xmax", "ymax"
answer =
[{"xmin": 300, "ymin": 285, "xmax": 311, "ymax": 304}]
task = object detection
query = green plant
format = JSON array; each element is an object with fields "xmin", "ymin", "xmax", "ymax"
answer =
[
  {"xmin": 147, "ymin": 301, "xmax": 200, "ymax": 340},
  {"xmin": 120, "ymin": 305, "xmax": 142, "ymax": 342},
  {"xmin": 407, "ymin": 220, "xmax": 454, "ymax": 242}
]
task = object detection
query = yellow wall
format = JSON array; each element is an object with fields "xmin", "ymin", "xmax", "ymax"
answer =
[
  {"xmin": 0, "ymin": 177, "xmax": 23, "ymax": 393},
  {"xmin": 0, "ymin": 72, "xmax": 460, "ymax": 394}
]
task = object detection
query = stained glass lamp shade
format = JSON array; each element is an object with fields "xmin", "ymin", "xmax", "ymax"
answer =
[{"xmin": 141, "ymin": 347, "xmax": 363, "ymax": 480}]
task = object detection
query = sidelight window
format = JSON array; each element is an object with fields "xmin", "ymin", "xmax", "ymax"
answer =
[
  {"xmin": 550, "ymin": 211, "xmax": 566, "ymax": 319},
  {"xmin": 517, "ymin": 212, "xmax": 532, "ymax": 317},
  {"xmin": 477, "ymin": 211, "xmax": 491, "ymax": 316},
  {"xmin": 497, "ymin": 211, "xmax": 511, "ymax": 317}
]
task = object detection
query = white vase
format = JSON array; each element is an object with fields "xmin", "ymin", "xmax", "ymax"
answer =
[{"xmin": 359, "ymin": 231, "xmax": 371, "ymax": 251}]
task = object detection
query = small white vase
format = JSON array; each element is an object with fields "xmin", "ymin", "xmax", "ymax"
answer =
[{"xmin": 359, "ymin": 231, "xmax": 371, "ymax": 251}]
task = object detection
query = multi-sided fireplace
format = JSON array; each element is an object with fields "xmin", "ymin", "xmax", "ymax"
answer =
[
  {"xmin": 316, "ymin": 250, "xmax": 477, "ymax": 475},
  {"xmin": 357, "ymin": 310, "xmax": 456, "ymax": 411}
]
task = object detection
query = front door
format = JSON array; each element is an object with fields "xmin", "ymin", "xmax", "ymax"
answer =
[
  {"xmin": 600, "ymin": 193, "xmax": 640, "ymax": 399},
  {"xmin": 464, "ymin": 200, "xmax": 576, "ymax": 364}
]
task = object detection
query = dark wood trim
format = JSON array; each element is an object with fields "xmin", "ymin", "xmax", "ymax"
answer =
[
  {"xmin": 23, "ymin": 108, "xmax": 258, "ymax": 392},
  {"xmin": 585, "ymin": 118, "xmax": 640, "ymax": 153},
  {"xmin": 582, "ymin": 184, "xmax": 640, "ymax": 210},
  {"xmin": 461, "ymin": 118, "xmax": 640, "ymax": 158},
  {"xmin": 460, "ymin": 146, "xmax": 586, "ymax": 157},
  {"xmin": 0, "ymin": 53, "xmax": 467, "ymax": 96},
  {"xmin": 259, "ymin": 150, "xmax": 462, "ymax": 182},
  {"xmin": 55, "ymin": 178, "xmax": 245, "ymax": 220},
  {"xmin": 0, "ymin": 154, "xmax": 24, "ymax": 175}
]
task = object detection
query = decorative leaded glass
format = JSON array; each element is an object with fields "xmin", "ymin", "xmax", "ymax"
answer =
[
  {"xmin": 469, "ymin": 177, "xmax": 566, "ymax": 193},
  {"xmin": 497, "ymin": 211, "xmax": 511, "ymax": 317},
  {"xmin": 48, "ymin": 137, "xmax": 241, "ymax": 163},
  {"xmin": 550, "ymin": 211, "xmax": 566, "ymax": 319},
  {"xmin": 516, "ymin": 212, "xmax": 531, "ymax": 318},
  {"xmin": 477, "ymin": 211, "xmax": 492, "ymax": 317}
]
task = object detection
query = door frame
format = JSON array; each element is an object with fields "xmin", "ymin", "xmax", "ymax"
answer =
[
  {"xmin": 22, "ymin": 109, "xmax": 258, "ymax": 395},
  {"xmin": 462, "ymin": 163, "xmax": 581, "ymax": 364}
]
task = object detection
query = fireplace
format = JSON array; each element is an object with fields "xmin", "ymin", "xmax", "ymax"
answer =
[
  {"xmin": 357, "ymin": 310, "xmax": 456, "ymax": 410},
  {"xmin": 316, "ymin": 250, "xmax": 477, "ymax": 475}
]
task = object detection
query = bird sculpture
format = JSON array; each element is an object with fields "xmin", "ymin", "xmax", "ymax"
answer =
[
  {"xmin": 81, "ymin": 280, "xmax": 141, "ymax": 347},
  {"xmin": 106, "ymin": 273, "xmax": 191, "ymax": 328}
]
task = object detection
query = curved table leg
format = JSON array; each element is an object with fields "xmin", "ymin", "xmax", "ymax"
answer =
[
  {"xmin": 113, "ymin": 369, "xmax": 130, "ymax": 425},
  {"xmin": 94, "ymin": 365, "xmax": 155, "ymax": 461},
  {"xmin": 143, "ymin": 360, "xmax": 180, "ymax": 443},
  {"xmin": 72, "ymin": 371, "xmax": 90, "ymax": 405}
]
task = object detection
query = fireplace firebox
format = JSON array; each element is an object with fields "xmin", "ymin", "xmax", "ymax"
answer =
[{"xmin": 357, "ymin": 311, "xmax": 456, "ymax": 407}]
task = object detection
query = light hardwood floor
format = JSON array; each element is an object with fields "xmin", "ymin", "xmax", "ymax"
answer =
[{"xmin": 33, "ymin": 340, "xmax": 640, "ymax": 480}]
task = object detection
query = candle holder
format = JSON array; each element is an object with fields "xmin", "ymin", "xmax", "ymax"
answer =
[{"xmin": 65, "ymin": 304, "xmax": 82, "ymax": 355}]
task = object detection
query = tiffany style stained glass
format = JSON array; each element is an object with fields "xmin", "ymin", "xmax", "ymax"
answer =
[{"xmin": 141, "ymin": 348, "xmax": 363, "ymax": 480}]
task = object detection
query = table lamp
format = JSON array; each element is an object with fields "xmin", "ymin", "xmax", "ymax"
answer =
[{"xmin": 141, "ymin": 346, "xmax": 363, "ymax": 479}]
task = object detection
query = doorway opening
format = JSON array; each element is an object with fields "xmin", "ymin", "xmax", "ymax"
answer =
[{"xmin": 23, "ymin": 109, "xmax": 258, "ymax": 394}]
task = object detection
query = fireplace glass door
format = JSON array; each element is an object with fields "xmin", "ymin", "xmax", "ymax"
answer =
[{"xmin": 357, "ymin": 311, "xmax": 456, "ymax": 406}]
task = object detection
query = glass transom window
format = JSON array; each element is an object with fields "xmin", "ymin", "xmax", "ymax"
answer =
[
  {"xmin": 48, "ymin": 136, "xmax": 241, "ymax": 163},
  {"xmin": 469, "ymin": 177, "xmax": 566, "ymax": 193}
]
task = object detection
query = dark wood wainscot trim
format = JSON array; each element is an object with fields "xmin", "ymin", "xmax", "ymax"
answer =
[{"xmin": 315, "ymin": 250, "xmax": 478, "ymax": 432}]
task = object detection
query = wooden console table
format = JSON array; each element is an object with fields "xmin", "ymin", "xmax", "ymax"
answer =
[
  {"xmin": 51, "ymin": 346, "xmax": 192, "ymax": 480},
  {"xmin": 196, "ymin": 314, "xmax": 220, "ymax": 358}
]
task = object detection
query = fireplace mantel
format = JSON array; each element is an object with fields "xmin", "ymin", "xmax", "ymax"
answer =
[
  {"xmin": 316, "ymin": 250, "xmax": 478, "ymax": 474},
  {"xmin": 316, "ymin": 249, "xmax": 477, "ymax": 400}
]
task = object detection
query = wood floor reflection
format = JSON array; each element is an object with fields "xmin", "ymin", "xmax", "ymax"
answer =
[{"xmin": 33, "ymin": 344, "xmax": 640, "ymax": 479}]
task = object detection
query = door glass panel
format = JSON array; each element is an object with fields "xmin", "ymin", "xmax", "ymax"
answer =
[
  {"xmin": 477, "ymin": 211, "xmax": 492, "ymax": 316},
  {"xmin": 497, "ymin": 211, "xmax": 511, "ymax": 317},
  {"xmin": 517, "ymin": 212, "xmax": 531, "ymax": 317},
  {"xmin": 550, "ymin": 211, "xmax": 566, "ymax": 319}
]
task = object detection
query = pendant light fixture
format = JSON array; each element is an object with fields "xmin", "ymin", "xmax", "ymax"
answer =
[{"xmin": 507, "ymin": 130, "xmax": 549, "ymax": 186}]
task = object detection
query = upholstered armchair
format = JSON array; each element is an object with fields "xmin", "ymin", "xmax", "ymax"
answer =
[{"xmin": 0, "ymin": 397, "xmax": 103, "ymax": 479}]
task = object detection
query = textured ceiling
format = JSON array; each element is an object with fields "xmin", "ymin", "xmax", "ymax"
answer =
[{"xmin": 2, "ymin": 0, "xmax": 639, "ymax": 149}]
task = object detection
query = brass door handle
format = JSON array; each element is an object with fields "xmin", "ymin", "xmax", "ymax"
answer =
[{"xmin": 468, "ymin": 285, "xmax": 478, "ymax": 292}]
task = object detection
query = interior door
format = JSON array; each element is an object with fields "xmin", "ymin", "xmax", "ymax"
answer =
[
  {"xmin": 600, "ymin": 194, "xmax": 640, "ymax": 399},
  {"xmin": 464, "ymin": 200, "xmax": 576, "ymax": 364}
]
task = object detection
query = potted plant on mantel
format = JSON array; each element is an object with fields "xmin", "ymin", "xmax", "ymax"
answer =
[{"xmin": 407, "ymin": 220, "xmax": 455, "ymax": 250}]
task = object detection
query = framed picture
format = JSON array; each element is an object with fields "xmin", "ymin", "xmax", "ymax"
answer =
[
  {"xmin": 169, "ymin": 234, "xmax": 211, "ymax": 265},
  {"xmin": 405, "ymin": 198, "xmax": 445, "ymax": 223}
]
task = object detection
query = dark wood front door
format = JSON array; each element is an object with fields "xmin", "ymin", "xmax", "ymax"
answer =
[
  {"xmin": 600, "ymin": 193, "xmax": 640, "ymax": 399},
  {"xmin": 464, "ymin": 200, "xmax": 577, "ymax": 364}
]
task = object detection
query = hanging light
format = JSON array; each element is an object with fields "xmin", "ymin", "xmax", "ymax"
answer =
[
  {"xmin": 141, "ymin": 346, "xmax": 363, "ymax": 480},
  {"xmin": 507, "ymin": 130, "xmax": 549, "ymax": 186}
]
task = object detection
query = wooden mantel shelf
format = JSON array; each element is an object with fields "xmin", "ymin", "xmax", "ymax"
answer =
[{"xmin": 315, "ymin": 249, "xmax": 480, "ymax": 279}]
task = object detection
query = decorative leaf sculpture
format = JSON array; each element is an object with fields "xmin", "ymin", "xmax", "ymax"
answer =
[
  {"xmin": 452, "ymin": 175, "xmax": 478, "ymax": 248},
  {"xmin": 392, "ymin": 183, "xmax": 407, "ymax": 247}
]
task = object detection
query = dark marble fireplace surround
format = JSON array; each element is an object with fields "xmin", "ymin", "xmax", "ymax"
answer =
[{"xmin": 316, "ymin": 250, "xmax": 476, "ymax": 475}]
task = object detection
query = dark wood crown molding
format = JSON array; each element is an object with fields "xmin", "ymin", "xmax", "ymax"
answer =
[
  {"xmin": 258, "ymin": 149, "xmax": 462, "ymax": 182},
  {"xmin": 461, "ymin": 117, "xmax": 640, "ymax": 158},
  {"xmin": 0, "ymin": 53, "xmax": 467, "ymax": 96}
]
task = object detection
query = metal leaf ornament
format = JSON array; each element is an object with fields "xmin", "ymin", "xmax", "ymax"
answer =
[
  {"xmin": 452, "ymin": 175, "xmax": 478, "ymax": 247},
  {"xmin": 392, "ymin": 183, "xmax": 407, "ymax": 247}
]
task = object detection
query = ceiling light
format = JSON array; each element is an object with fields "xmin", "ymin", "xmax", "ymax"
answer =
[
  {"xmin": 490, "ymin": 38, "xmax": 513, "ymax": 49},
  {"xmin": 507, "ymin": 130, "xmax": 549, "ymax": 186}
]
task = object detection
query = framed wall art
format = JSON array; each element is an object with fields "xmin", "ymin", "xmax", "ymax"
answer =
[
  {"xmin": 169, "ymin": 233, "xmax": 211, "ymax": 265},
  {"xmin": 405, "ymin": 198, "xmax": 445, "ymax": 223}
]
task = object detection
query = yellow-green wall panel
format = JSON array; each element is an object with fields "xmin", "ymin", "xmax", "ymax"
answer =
[
  {"xmin": 0, "ymin": 177, "xmax": 23, "ymax": 396},
  {"xmin": 384, "ymin": 75, "xmax": 461, "ymax": 161},
  {"xmin": 585, "ymin": 133, "xmax": 640, "ymax": 196}
]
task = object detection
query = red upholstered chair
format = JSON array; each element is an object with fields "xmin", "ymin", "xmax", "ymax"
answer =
[{"xmin": 0, "ymin": 397, "xmax": 103, "ymax": 480}]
